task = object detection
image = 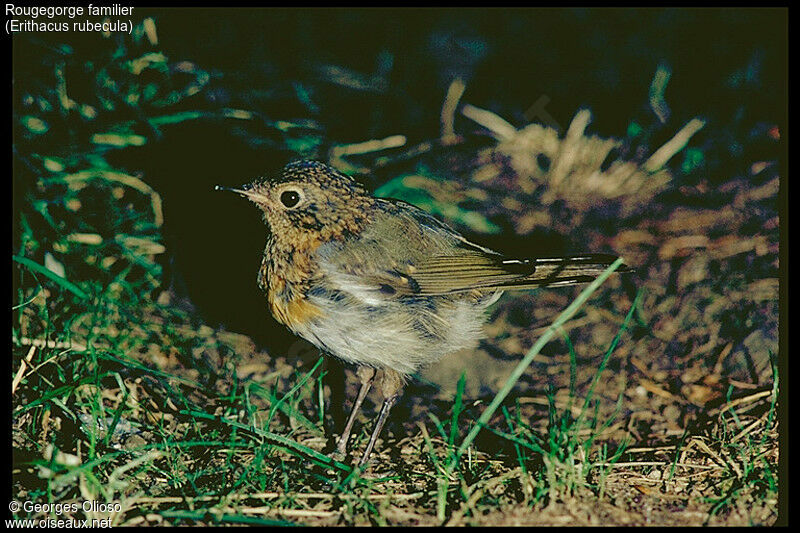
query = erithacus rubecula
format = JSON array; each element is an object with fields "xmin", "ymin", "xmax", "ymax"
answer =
[{"xmin": 217, "ymin": 160, "xmax": 624, "ymax": 466}]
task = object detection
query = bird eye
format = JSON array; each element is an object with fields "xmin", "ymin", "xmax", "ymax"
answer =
[{"xmin": 280, "ymin": 189, "xmax": 301, "ymax": 208}]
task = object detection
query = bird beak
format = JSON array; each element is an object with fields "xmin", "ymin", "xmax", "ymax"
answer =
[{"xmin": 215, "ymin": 185, "xmax": 267, "ymax": 203}]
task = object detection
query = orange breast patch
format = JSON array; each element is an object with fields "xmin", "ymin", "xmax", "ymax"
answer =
[{"xmin": 270, "ymin": 294, "xmax": 323, "ymax": 330}]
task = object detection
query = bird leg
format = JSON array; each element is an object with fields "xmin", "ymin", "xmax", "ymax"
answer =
[
  {"xmin": 358, "ymin": 369, "xmax": 404, "ymax": 467},
  {"xmin": 335, "ymin": 366, "xmax": 376, "ymax": 455}
]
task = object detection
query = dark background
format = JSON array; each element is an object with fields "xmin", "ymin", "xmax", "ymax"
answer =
[{"xmin": 12, "ymin": 7, "xmax": 786, "ymax": 348}]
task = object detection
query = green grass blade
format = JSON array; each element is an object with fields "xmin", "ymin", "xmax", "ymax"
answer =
[
  {"xmin": 12, "ymin": 254, "xmax": 90, "ymax": 300},
  {"xmin": 578, "ymin": 289, "xmax": 641, "ymax": 420},
  {"xmin": 448, "ymin": 372, "xmax": 467, "ymax": 448},
  {"xmin": 180, "ymin": 409, "xmax": 352, "ymax": 473},
  {"xmin": 159, "ymin": 510, "xmax": 296, "ymax": 526}
]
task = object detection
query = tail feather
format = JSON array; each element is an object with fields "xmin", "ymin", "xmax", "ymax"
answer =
[
  {"xmin": 489, "ymin": 254, "xmax": 628, "ymax": 290},
  {"xmin": 408, "ymin": 253, "xmax": 629, "ymax": 295},
  {"xmin": 522, "ymin": 253, "xmax": 623, "ymax": 279}
]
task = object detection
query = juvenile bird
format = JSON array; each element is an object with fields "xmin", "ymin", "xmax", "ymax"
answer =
[{"xmin": 218, "ymin": 160, "xmax": 623, "ymax": 466}]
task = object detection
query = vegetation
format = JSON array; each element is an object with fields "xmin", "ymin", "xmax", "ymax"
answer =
[{"xmin": 12, "ymin": 9, "xmax": 782, "ymax": 526}]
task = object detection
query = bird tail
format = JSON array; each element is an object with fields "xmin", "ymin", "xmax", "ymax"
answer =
[
  {"xmin": 401, "ymin": 252, "xmax": 629, "ymax": 295},
  {"xmin": 497, "ymin": 253, "xmax": 629, "ymax": 289}
]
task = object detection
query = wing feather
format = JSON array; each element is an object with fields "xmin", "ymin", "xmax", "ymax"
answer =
[{"xmin": 315, "ymin": 199, "xmax": 625, "ymax": 301}]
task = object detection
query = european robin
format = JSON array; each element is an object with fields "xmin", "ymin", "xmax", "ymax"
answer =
[{"xmin": 217, "ymin": 160, "xmax": 624, "ymax": 465}]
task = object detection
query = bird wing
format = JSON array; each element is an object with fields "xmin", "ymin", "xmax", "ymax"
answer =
[{"xmin": 315, "ymin": 199, "xmax": 621, "ymax": 300}]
